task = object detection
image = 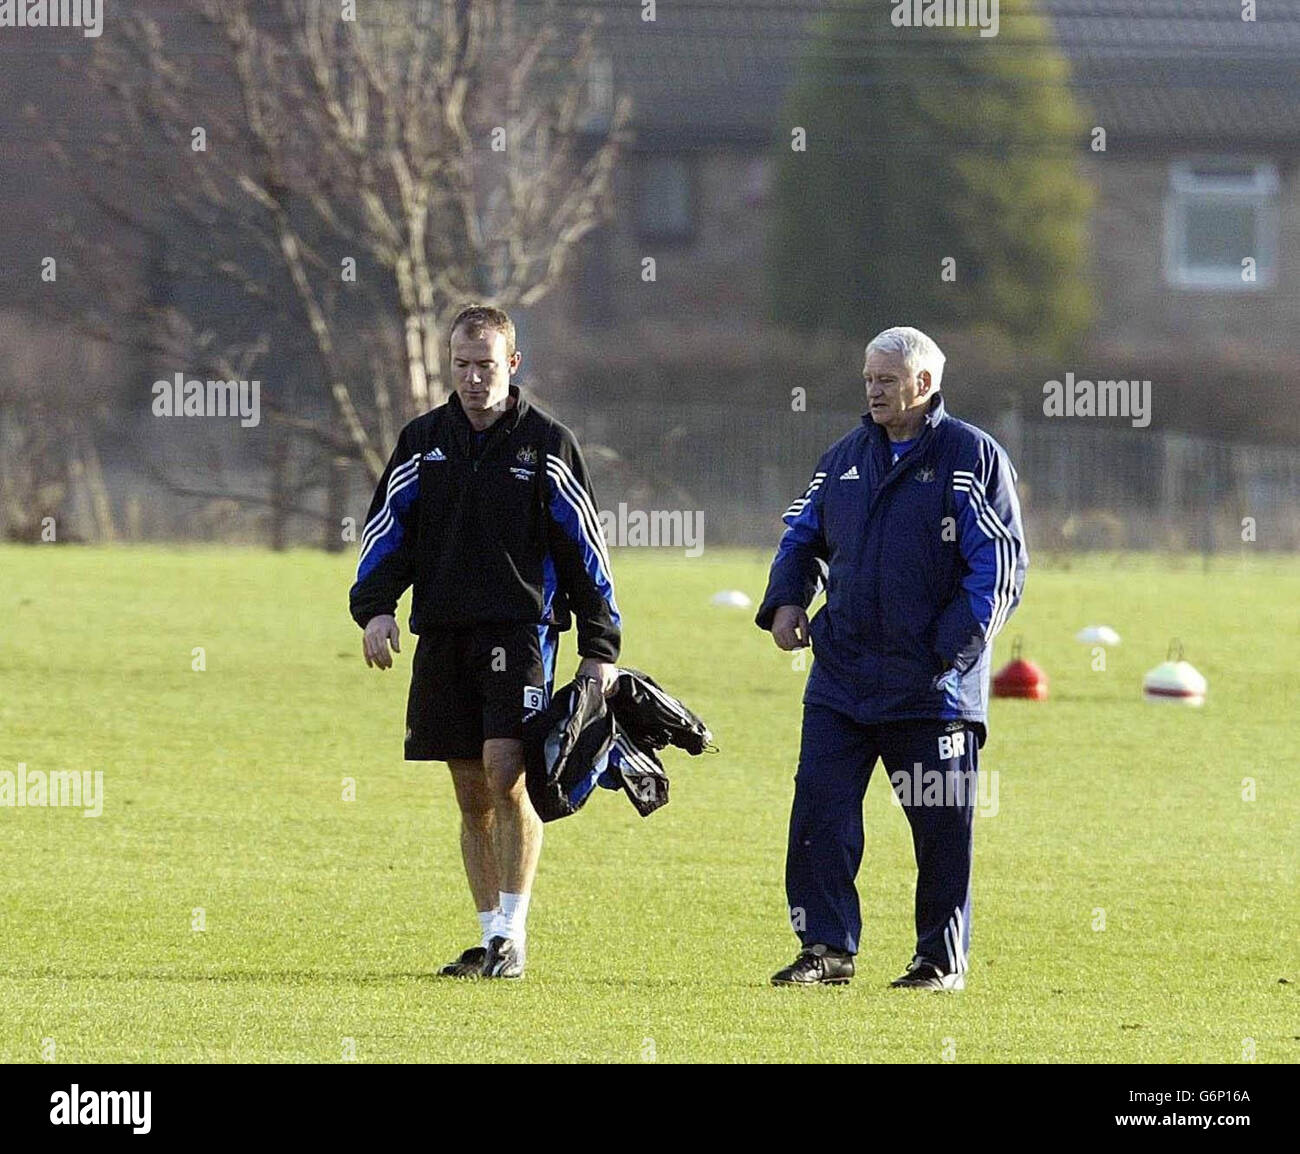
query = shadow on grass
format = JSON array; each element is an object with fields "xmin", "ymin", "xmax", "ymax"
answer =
[
  {"xmin": 5, "ymin": 968, "xmax": 801, "ymax": 990},
  {"xmin": 7, "ymin": 969, "xmax": 452, "ymax": 984}
]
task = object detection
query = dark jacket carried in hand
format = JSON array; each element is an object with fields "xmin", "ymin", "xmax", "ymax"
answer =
[
  {"xmin": 349, "ymin": 384, "xmax": 621, "ymax": 662},
  {"xmin": 524, "ymin": 668, "xmax": 713, "ymax": 822}
]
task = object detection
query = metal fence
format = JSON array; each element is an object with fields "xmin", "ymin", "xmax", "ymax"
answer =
[
  {"xmin": 562, "ymin": 402, "xmax": 1300, "ymax": 552},
  {"xmin": 7, "ymin": 403, "xmax": 1298, "ymax": 551}
]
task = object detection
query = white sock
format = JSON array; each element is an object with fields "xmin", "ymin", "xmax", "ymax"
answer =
[
  {"xmin": 495, "ymin": 891, "xmax": 530, "ymax": 943},
  {"xmin": 478, "ymin": 908, "xmax": 498, "ymax": 950}
]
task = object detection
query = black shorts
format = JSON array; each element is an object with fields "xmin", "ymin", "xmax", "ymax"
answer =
[{"xmin": 405, "ymin": 623, "xmax": 560, "ymax": 761}]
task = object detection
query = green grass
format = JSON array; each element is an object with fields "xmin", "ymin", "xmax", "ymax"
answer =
[{"xmin": 0, "ymin": 545, "xmax": 1296, "ymax": 1063}]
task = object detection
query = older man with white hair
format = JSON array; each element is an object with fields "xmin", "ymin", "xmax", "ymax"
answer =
[{"xmin": 756, "ymin": 326, "xmax": 1027, "ymax": 989}]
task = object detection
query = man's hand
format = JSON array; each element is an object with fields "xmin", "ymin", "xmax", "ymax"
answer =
[
  {"xmin": 577, "ymin": 657, "xmax": 619, "ymax": 697},
  {"xmin": 931, "ymin": 668, "xmax": 960, "ymax": 696},
  {"xmin": 363, "ymin": 614, "xmax": 401, "ymax": 669},
  {"xmin": 770, "ymin": 605, "xmax": 811, "ymax": 651}
]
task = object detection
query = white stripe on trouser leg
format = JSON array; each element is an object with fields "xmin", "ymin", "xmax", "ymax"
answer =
[
  {"xmin": 613, "ymin": 734, "xmax": 660, "ymax": 778},
  {"xmin": 949, "ymin": 912, "xmax": 964, "ymax": 975},
  {"xmin": 638, "ymin": 678, "xmax": 696, "ymax": 728},
  {"xmin": 943, "ymin": 915, "xmax": 964, "ymax": 977}
]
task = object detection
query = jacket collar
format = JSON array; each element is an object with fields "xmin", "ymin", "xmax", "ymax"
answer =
[
  {"xmin": 447, "ymin": 383, "xmax": 529, "ymax": 437},
  {"xmin": 861, "ymin": 389, "xmax": 947, "ymax": 438},
  {"xmin": 922, "ymin": 390, "xmax": 946, "ymax": 428}
]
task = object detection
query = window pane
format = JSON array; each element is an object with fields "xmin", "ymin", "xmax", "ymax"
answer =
[
  {"xmin": 638, "ymin": 157, "xmax": 693, "ymax": 240},
  {"xmin": 1183, "ymin": 201, "xmax": 1255, "ymax": 269},
  {"xmin": 578, "ymin": 228, "xmax": 614, "ymax": 326}
]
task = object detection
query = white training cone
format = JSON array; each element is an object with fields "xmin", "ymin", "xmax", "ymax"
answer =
[
  {"xmin": 1076, "ymin": 625, "xmax": 1121, "ymax": 646},
  {"xmin": 711, "ymin": 590, "xmax": 753, "ymax": 609},
  {"xmin": 1143, "ymin": 640, "xmax": 1207, "ymax": 707}
]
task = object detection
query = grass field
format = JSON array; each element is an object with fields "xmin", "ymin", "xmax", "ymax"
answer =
[{"xmin": 0, "ymin": 545, "xmax": 1296, "ymax": 1063}]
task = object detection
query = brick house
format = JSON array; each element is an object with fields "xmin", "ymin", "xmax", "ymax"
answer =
[
  {"xmin": 528, "ymin": 0, "xmax": 1300, "ymax": 445},
  {"xmin": 1050, "ymin": 0, "xmax": 1300, "ymax": 362}
]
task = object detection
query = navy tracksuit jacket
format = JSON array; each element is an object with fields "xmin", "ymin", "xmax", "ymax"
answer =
[{"xmin": 756, "ymin": 392, "xmax": 1027, "ymax": 966}]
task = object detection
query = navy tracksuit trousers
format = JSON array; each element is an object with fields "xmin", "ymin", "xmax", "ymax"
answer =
[{"xmin": 787, "ymin": 704, "xmax": 978, "ymax": 974}]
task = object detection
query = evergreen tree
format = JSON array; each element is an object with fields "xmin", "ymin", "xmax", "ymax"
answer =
[{"xmin": 768, "ymin": 0, "xmax": 1092, "ymax": 355}]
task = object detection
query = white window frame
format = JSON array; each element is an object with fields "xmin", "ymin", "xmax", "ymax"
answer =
[
  {"xmin": 579, "ymin": 53, "xmax": 614, "ymax": 132},
  {"xmin": 1163, "ymin": 159, "xmax": 1279, "ymax": 291}
]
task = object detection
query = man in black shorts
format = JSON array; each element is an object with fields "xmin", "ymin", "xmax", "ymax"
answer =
[{"xmin": 349, "ymin": 304, "xmax": 620, "ymax": 980}]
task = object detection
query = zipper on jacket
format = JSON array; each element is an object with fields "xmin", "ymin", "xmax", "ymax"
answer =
[
  {"xmin": 474, "ymin": 418, "xmax": 516, "ymax": 472},
  {"xmin": 869, "ymin": 424, "xmax": 937, "ymax": 643}
]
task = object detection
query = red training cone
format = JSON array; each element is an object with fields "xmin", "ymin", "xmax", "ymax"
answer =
[{"xmin": 993, "ymin": 636, "xmax": 1049, "ymax": 700}]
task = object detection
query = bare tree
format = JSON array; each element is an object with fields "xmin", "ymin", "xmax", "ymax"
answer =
[
  {"xmin": 0, "ymin": 310, "xmax": 123, "ymax": 543},
  {"xmin": 44, "ymin": 0, "xmax": 629, "ymax": 492}
]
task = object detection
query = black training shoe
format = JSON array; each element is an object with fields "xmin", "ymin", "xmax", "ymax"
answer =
[
  {"xmin": 889, "ymin": 956, "xmax": 964, "ymax": 990},
  {"xmin": 482, "ymin": 935, "xmax": 525, "ymax": 980},
  {"xmin": 437, "ymin": 946, "xmax": 486, "ymax": 978},
  {"xmin": 770, "ymin": 944, "xmax": 855, "ymax": 986}
]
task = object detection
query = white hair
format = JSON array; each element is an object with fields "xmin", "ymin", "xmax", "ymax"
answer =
[{"xmin": 865, "ymin": 326, "xmax": 946, "ymax": 389}]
